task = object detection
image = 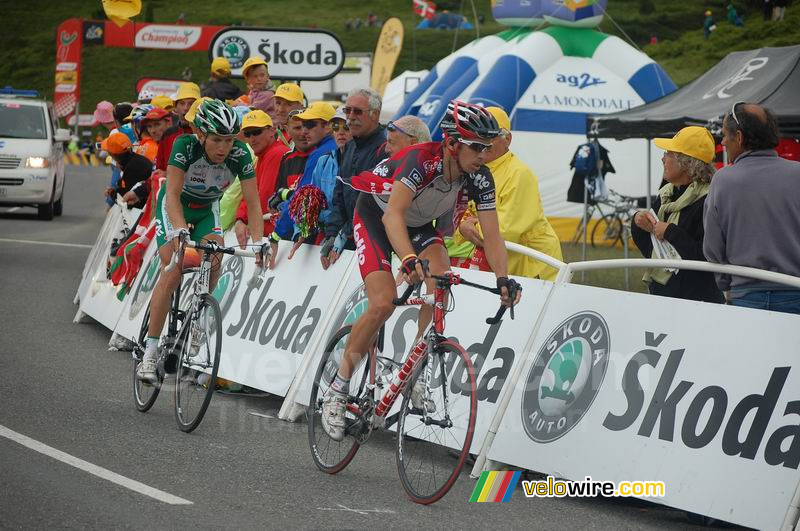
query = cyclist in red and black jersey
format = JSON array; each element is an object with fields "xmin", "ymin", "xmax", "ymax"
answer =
[{"xmin": 321, "ymin": 100, "xmax": 523, "ymax": 441}]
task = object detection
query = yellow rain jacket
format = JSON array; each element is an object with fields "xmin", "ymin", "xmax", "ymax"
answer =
[{"xmin": 450, "ymin": 151, "xmax": 562, "ymax": 280}]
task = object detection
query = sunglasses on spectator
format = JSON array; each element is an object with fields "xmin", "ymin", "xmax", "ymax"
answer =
[
  {"xmin": 343, "ymin": 106, "xmax": 368, "ymax": 116},
  {"xmin": 331, "ymin": 121, "xmax": 350, "ymax": 132},
  {"xmin": 301, "ymin": 120, "xmax": 324, "ymax": 130},
  {"xmin": 729, "ymin": 100, "xmax": 746, "ymax": 128},
  {"xmin": 386, "ymin": 120, "xmax": 414, "ymax": 138},
  {"xmin": 243, "ymin": 127, "xmax": 268, "ymax": 138},
  {"xmin": 457, "ymin": 138, "xmax": 492, "ymax": 153}
]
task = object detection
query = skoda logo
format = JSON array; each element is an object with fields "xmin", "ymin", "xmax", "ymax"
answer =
[
  {"xmin": 329, "ymin": 284, "xmax": 369, "ymax": 336},
  {"xmin": 521, "ymin": 311, "xmax": 610, "ymax": 443},
  {"xmin": 128, "ymin": 254, "xmax": 162, "ymax": 319},
  {"xmin": 217, "ymin": 36, "xmax": 250, "ymax": 69},
  {"xmin": 212, "ymin": 255, "xmax": 243, "ymax": 320}
]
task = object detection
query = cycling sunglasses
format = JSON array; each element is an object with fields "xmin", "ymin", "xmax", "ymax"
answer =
[
  {"xmin": 386, "ymin": 120, "xmax": 414, "ymax": 138},
  {"xmin": 331, "ymin": 121, "xmax": 350, "ymax": 132},
  {"xmin": 343, "ymin": 106, "xmax": 368, "ymax": 116},
  {"xmin": 457, "ymin": 138, "xmax": 492, "ymax": 153},
  {"xmin": 729, "ymin": 100, "xmax": 746, "ymax": 128},
  {"xmin": 243, "ymin": 127, "xmax": 268, "ymax": 138}
]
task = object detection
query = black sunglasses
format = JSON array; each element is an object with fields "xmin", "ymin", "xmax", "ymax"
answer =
[
  {"xmin": 457, "ymin": 138, "xmax": 492, "ymax": 153},
  {"xmin": 386, "ymin": 120, "xmax": 413, "ymax": 138},
  {"xmin": 301, "ymin": 120, "xmax": 324, "ymax": 130},
  {"xmin": 331, "ymin": 121, "xmax": 350, "ymax": 132},
  {"xmin": 243, "ymin": 127, "xmax": 267, "ymax": 138}
]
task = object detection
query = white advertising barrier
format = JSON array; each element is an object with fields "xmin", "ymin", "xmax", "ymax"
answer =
[
  {"xmin": 284, "ymin": 262, "xmax": 554, "ymax": 454},
  {"xmin": 486, "ymin": 282, "xmax": 800, "ymax": 531},
  {"xmin": 74, "ymin": 204, "xmax": 122, "ymax": 305},
  {"xmin": 74, "ymin": 205, "xmax": 142, "ymax": 330},
  {"xmin": 112, "ymin": 235, "xmax": 161, "ymax": 343}
]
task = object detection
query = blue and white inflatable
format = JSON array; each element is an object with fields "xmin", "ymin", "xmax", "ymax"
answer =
[{"xmin": 389, "ymin": 2, "xmax": 677, "ymax": 227}]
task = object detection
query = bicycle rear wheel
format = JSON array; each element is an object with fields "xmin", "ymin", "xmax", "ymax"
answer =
[
  {"xmin": 396, "ymin": 340, "xmax": 477, "ymax": 504},
  {"xmin": 307, "ymin": 325, "xmax": 371, "ymax": 474},
  {"xmin": 174, "ymin": 293, "xmax": 222, "ymax": 433},
  {"xmin": 591, "ymin": 213, "xmax": 623, "ymax": 248},
  {"xmin": 133, "ymin": 303, "xmax": 162, "ymax": 412}
]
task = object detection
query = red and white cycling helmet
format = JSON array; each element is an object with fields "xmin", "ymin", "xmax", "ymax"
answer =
[{"xmin": 439, "ymin": 100, "xmax": 500, "ymax": 141}]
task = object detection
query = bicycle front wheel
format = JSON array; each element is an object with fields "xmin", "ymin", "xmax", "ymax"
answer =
[
  {"xmin": 307, "ymin": 325, "xmax": 370, "ymax": 474},
  {"xmin": 396, "ymin": 340, "xmax": 477, "ymax": 505},
  {"xmin": 174, "ymin": 293, "xmax": 222, "ymax": 433},
  {"xmin": 133, "ymin": 303, "xmax": 162, "ymax": 412},
  {"xmin": 591, "ymin": 213, "xmax": 623, "ymax": 248}
]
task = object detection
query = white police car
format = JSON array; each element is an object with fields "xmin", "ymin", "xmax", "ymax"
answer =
[{"xmin": 0, "ymin": 87, "xmax": 70, "ymax": 220}]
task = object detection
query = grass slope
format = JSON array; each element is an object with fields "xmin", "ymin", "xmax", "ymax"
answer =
[{"xmin": 1, "ymin": 1, "xmax": 797, "ymax": 117}]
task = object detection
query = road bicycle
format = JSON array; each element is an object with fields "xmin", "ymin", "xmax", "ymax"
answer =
[
  {"xmin": 307, "ymin": 267, "xmax": 520, "ymax": 504},
  {"xmin": 132, "ymin": 233, "xmax": 266, "ymax": 432}
]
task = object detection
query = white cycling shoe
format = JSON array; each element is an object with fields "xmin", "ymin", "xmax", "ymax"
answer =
[
  {"xmin": 321, "ymin": 391, "xmax": 347, "ymax": 442},
  {"xmin": 136, "ymin": 358, "xmax": 158, "ymax": 382}
]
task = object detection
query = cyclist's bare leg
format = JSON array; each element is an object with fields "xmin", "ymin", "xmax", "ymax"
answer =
[
  {"xmin": 147, "ymin": 242, "xmax": 184, "ymax": 340},
  {"xmin": 337, "ymin": 270, "xmax": 397, "ymax": 380},
  {"xmin": 415, "ymin": 244, "xmax": 450, "ymax": 341}
]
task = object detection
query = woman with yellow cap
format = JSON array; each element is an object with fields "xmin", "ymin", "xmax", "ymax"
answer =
[{"xmin": 631, "ymin": 126, "xmax": 724, "ymax": 303}]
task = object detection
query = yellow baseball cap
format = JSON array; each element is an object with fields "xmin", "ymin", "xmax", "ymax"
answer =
[
  {"xmin": 151, "ymin": 95, "xmax": 174, "ymax": 111},
  {"xmin": 175, "ymin": 82, "xmax": 201, "ymax": 102},
  {"xmin": 185, "ymin": 97, "xmax": 213, "ymax": 123},
  {"xmin": 654, "ymin": 126, "xmax": 715, "ymax": 164},
  {"xmin": 242, "ymin": 110, "xmax": 273, "ymax": 129},
  {"xmin": 274, "ymin": 83, "xmax": 304, "ymax": 103},
  {"xmin": 242, "ymin": 57, "xmax": 269, "ymax": 77},
  {"xmin": 486, "ymin": 106, "xmax": 511, "ymax": 132},
  {"xmin": 211, "ymin": 57, "xmax": 232, "ymax": 76},
  {"xmin": 296, "ymin": 101, "xmax": 336, "ymax": 122}
]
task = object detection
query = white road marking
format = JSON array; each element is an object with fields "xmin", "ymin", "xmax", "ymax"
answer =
[
  {"xmin": 317, "ymin": 504, "xmax": 396, "ymax": 516},
  {"xmin": 247, "ymin": 411, "xmax": 276, "ymax": 419},
  {"xmin": 6, "ymin": 207, "xmax": 20, "ymax": 212},
  {"xmin": 0, "ymin": 238, "xmax": 92, "ymax": 249},
  {"xmin": 0, "ymin": 424, "xmax": 193, "ymax": 505}
]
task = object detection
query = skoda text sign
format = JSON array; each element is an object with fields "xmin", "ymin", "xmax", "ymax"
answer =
[{"xmin": 209, "ymin": 27, "xmax": 345, "ymax": 81}]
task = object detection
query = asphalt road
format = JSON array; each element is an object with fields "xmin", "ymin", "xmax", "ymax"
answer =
[{"xmin": 0, "ymin": 165, "xmax": 717, "ymax": 529}]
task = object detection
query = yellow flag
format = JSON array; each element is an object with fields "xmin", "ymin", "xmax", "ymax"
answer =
[
  {"xmin": 102, "ymin": 0, "xmax": 142, "ymax": 28},
  {"xmin": 370, "ymin": 17, "xmax": 404, "ymax": 97}
]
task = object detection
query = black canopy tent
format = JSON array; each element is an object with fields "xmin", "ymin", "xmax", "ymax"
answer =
[{"xmin": 587, "ymin": 44, "xmax": 800, "ymax": 140}]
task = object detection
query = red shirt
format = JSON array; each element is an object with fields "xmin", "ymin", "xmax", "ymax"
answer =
[
  {"xmin": 236, "ymin": 139, "xmax": 289, "ymax": 234},
  {"xmin": 155, "ymin": 123, "xmax": 194, "ymax": 171}
]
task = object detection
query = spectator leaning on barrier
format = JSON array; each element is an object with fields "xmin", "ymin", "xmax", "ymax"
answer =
[
  {"xmin": 95, "ymin": 101, "xmax": 119, "ymax": 209},
  {"xmin": 331, "ymin": 106, "xmax": 352, "ymax": 151},
  {"xmin": 202, "ymin": 57, "xmax": 243, "ymax": 101},
  {"xmin": 271, "ymin": 110, "xmax": 314, "ymax": 196},
  {"xmin": 234, "ymin": 110, "xmax": 289, "ymax": 247},
  {"xmin": 631, "ymin": 126, "xmax": 724, "ymax": 303},
  {"xmin": 102, "ymin": 132, "xmax": 152, "ymax": 208},
  {"xmin": 385, "ymin": 115, "xmax": 431, "ymax": 157},
  {"xmin": 450, "ymin": 106, "xmax": 562, "ymax": 280},
  {"xmin": 270, "ymin": 102, "xmax": 338, "ymax": 260},
  {"xmin": 241, "ymin": 57, "xmax": 275, "ymax": 118},
  {"xmin": 323, "ymin": 87, "xmax": 387, "ymax": 265},
  {"xmin": 272, "ymin": 83, "xmax": 306, "ymax": 149},
  {"xmin": 703, "ymin": 103, "xmax": 800, "ymax": 314}
]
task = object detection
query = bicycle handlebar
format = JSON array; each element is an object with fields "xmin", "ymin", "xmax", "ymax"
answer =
[{"xmin": 165, "ymin": 232, "xmax": 270, "ymax": 273}]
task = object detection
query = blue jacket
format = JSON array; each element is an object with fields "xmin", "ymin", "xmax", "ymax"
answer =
[{"xmin": 273, "ymin": 134, "xmax": 338, "ymax": 240}]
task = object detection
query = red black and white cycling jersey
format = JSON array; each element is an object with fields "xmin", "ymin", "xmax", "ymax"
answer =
[
  {"xmin": 348, "ymin": 141, "xmax": 497, "ymax": 278},
  {"xmin": 349, "ymin": 141, "xmax": 497, "ymax": 228}
]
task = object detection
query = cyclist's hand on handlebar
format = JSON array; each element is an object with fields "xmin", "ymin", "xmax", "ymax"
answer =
[
  {"xmin": 171, "ymin": 228, "xmax": 190, "ymax": 253},
  {"xmin": 497, "ymin": 277, "xmax": 522, "ymax": 307},
  {"xmin": 400, "ymin": 255, "xmax": 427, "ymax": 286}
]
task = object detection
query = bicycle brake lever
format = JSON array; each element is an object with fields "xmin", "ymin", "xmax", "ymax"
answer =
[{"xmin": 486, "ymin": 305, "xmax": 507, "ymax": 326}]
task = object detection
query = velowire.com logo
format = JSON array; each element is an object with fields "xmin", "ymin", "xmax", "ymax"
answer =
[{"xmin": 521, "ymin": 311, "xmax": 610, "ymax": 443}]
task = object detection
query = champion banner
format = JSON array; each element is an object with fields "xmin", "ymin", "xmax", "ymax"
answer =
[{"xmin": 54, "ymin": 18, "xmax": 82, "ymax": 121}]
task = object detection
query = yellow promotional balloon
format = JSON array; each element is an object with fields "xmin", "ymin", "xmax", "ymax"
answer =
[
  {"xmin": 370, "ymin": 17, "xmax": 404, "ymax": 97},
  {"xmin": 102, "ymin": 0, "xmax": 143, "ymax": 28}
]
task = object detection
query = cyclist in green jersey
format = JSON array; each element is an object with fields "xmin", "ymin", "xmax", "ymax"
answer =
[{"xmin": 137, "ymin": 100, "xmax": 265, "ymax": 381}]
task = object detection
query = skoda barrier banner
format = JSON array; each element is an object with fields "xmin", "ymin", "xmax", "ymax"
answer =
[
  {"xmin": 209, "ymin": 27, "xmax": 345, "ymax": 81},
  {"xmin": 487, "ymin": 282, "xmax": 800, "ymax": 531}
]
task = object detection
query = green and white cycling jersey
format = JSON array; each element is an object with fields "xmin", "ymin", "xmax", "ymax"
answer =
[{"xmin": 168, "ymin": 135, "xmax": 255, "ymax": 206}]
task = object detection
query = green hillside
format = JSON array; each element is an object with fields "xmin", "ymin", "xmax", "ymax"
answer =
[{"xmin": 1, "ymin": 0, "xmax": 798, "ymax": 122}]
